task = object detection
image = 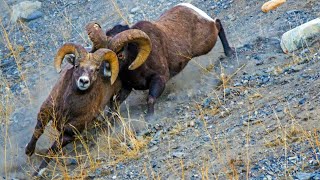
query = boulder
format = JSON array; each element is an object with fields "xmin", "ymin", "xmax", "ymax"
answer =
[
  {"xmin": 280, "ymin": 18, "xmax": 320, "ymax": 53},
  {"xmin": 11, "ymin": 1, "xmax": 42, "ymax": 22}
]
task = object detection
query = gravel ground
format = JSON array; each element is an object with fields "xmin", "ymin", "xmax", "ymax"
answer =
[{"xmin": 0, "ymin": 0, "xmax": 320, "ymax": 179}]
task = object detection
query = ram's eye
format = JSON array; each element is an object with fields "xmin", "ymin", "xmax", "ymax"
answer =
[
  {"xmin": 75, "ymin": 65, "xmax": 79, "ymax": 68},
  {"xmin": 96, "ymin": 68, "xmax": 100, "ymax": 72}
]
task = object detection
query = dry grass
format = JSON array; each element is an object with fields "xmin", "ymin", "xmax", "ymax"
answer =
[{"xmin": 26, "ymin": 113, "xmax": 150, "ymax": 179}]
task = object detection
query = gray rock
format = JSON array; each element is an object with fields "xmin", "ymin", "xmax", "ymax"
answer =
[
  {"xmin": 172, "ymin": 152, "xmax": 188, "ymax": 158},
  {"xmin": 24, "ymin": 10, "xmax": 43, "ymax": 21},
  {"xmin": 0, "ymin": 1, "xmax": 10, "ymax": 20},
  {"xmin": 281, "ymin": 18, "xmax": 320, "ymax": 53},
  {"xmin": 11, "ymin": 1, "xmax": 42, "ymax": 22},
  {"xmin": 227, "ymin": 14, "xmax": 236, "ymax": 21},
  {"xmin": 299, "ymin": 98, "xmax": 307, "ymax": 105},
  {"xmin": 294, "ymin": 172, "xmax": 320, "ymax": 180},
  {"xmin": 224, "ymin": 88, "xmax": 231, "ymax": 96},
  {"xmin": 65, "ymin": 158, "xmax": 78, "ymax": 166},
  {"xmin": 167, "ymin": 92, "xmax": 177, "ymax": 100},
  {"xmin": 69, "ymin": 0, "xmax": 77, "ymax": 5},
  {"xmin": 151, "ymin": 160, "xmax": 158, "ymax": 168},
  {"xmin": 131, "ymin": 6, "xmax": 140, "ymax": 14},
  {"xmin": 149, "ymin": 145, "xmax": 159, "ymax": 153}
]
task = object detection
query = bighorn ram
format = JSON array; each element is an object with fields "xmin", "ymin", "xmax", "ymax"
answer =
[
  {"xmin": 86, "ymin": 3, "xmax": 234, "ymax": 117},
  {"xmin": 25, "ymin": 42, "xmax": 149, "ymax": 176}
]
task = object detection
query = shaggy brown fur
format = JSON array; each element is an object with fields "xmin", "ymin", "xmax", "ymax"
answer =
[
  {"xmin": 89, "ymin": 4, "xmax": 234, "ymax": 117},
  {"xmin": 25, "ymin": 49, "xmax": 121, "ymax": 176}
]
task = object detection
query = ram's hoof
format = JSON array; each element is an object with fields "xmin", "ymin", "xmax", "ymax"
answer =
[
  {"xmin": 25, "ymin": 143, "xmax": 35, "ymax": 156},
  {"xmin": 225, "ymin": 47, "xmax": 235, "ymax": 57}
]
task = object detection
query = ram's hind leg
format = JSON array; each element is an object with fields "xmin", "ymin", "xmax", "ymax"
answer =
[
  {"xmin": 146, "ymin": 75, "xmax": 166, "ymax": 118},
  {"xmin": 25, "ymin": 108, "xmax": 51, "ymax": 156},
  {"xmin": 32, "ymin": 128, "xmax": 75, "ymax": 177},
  {"xmin": 215, "ymin": 19, "xmax": 234, "ymax": 57}
]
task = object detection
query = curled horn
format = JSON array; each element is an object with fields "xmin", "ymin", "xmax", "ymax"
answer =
[
  {"xmin": 93, "ymin": 49, "xmax": 119, "ymax": 84},
  {"xmin": 54, "ymin": 43, "xmax": 87, "ymax": 73},
  {"xmin": 109, "ymin": 29, "xmax": 152, "ymax": 70},
  {"xmin": 85, "ymin": 22, "xmax": 109, "ymax": 52}
]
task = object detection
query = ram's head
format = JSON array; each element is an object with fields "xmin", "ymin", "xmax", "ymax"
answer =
[
  {"xmin": 54, "ymin": 43, "xmax": 119, "ymax": 91},
  {"xmin": 85, "ymin": 22, "xmax": 152, "ymax": 70}
]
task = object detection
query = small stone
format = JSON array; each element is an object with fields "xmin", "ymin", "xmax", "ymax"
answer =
[
  {"xmin": 294, "ymin": 172, "xmax": 319, "ymax": 180},
  {"xmin": 65, "ymin": 158, "xmax": 77, "ymax": 166},
  {"xmin": 227, "ymin": 14, "xmax": 236, "ymax": 21},
  {"xmin": 24, "ymin": 10, "xmax": 43, "ymax": 21},
  {"xmin": 288, "ymin": 156, "xmax": 298, "ymax": 163},
  {"xmin": 266, "ymin": 175, "xmax": 273, "ymax": 180},
  {"xmin": 256, "ymin": 61, "xmax": 264, "ymax": 66},
  {"xmin": 299, "ymin": 98, "xmax": 306, "ymax": 105},
  {"xmin": 87, "ymin": 172, "xmax": 95, "ymax": 178},
  {"xmin": 291, "ymin": 64, "xmax": 304, "ymax": 72},
  {"xmin": 202, "ymin": 98, "xmax": 212, "ymax": 108},
  {"xmin": 224, "ymin": 88, "xmax": 231, "ymax": 96},
  {"xmin": 243, "ymin": 119, "xmax": 262, "ymax": 126},
  {"xmin": 167, "ymin": 92, "xmax": 176, "ymax": 100},
  {"xmin": 188, "ymin": 121, "xmax": 195, "ymax": 127},
  {"xmin": 130, "ymin": 6, "xmax": 140, "ymax": 13},
  {"xmin": 149, "ymin": 160, "xmax": 157, "ymax": 168},
  {"xmin": 172, "ymin": 152, "xmax": 187, "ymax": 158},
  {"xmin": 149, "ymin": 145, "xmax": 159, "ymax": 153},
  {"xmin": 70, "ymin": 0, "xmax": 77, "ymax": 5}
]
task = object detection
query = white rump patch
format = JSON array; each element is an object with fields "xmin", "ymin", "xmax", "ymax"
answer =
[{"xmin": 177, "ymin": 3, "xmax": 214, "ymax": 21}]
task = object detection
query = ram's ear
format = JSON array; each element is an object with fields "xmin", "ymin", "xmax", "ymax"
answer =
[
  {"xmin": 103, "ymin": 62, "xmax": 112, "ymax": 78},
  {"xmin": 65, "ymin": 54, "xmax": 76, "ymax": 65}
]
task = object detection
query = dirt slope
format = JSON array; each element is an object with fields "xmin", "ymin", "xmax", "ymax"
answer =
[{"xmin": 0, "ymin": 0, "xmax": 319, "ymax": 179}]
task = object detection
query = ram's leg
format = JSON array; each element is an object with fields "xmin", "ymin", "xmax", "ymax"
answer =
[
  {"xmin": 147, "ymin": 75, "xmax": 166, "ymax": 118},
  {"xmin": 107, "ymin": 87, "xmax": 132, "ymax": 118},
  {"xmin": 25, "ymin": 109, "xmax": 51, "ymax": 156},
  {"xmin": 215, "ymin": 19, "xmax": 234, "ymax": 57},
  {"xmin": 32, "ymin": 129, "xmax": 75, "ymax": 177}
]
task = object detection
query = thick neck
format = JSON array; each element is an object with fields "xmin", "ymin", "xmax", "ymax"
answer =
[{"xmin": 119, "ymin": 43, "xmax": 139, "ymax": 71}]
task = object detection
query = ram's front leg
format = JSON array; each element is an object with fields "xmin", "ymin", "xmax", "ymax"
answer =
[
  {"xmin": 32, "ymin": 128, "xmax": 75, "ymax": 177},
  {"xmin": 146, "ymin": 75, "xmax": 166, "ymax": 118},
  {"xmin": 25, "ymin": 107, "xmax": 51, "ymax": 156},
  {"xmin": 110, "ymin": 86, "xmax": 132, "ymax": 114}
]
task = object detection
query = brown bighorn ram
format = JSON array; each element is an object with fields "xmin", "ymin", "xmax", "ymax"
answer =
[
  {"xmin": 86, "ymin": 3, "xmax": 234, "ymax": 117},
  {"xmin": 25, "ymin": 42, "xmax": 150, "ymax": 176}
]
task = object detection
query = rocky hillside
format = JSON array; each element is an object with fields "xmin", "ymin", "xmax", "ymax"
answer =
[{"xmin": 0, "ymin": 0, "xmax": 319, "ymax": 179}]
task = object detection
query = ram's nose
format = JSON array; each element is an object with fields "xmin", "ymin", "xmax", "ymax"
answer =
[
  {"xmin": 77, "ymin": 76, "xmax": 90, "ymax": 90},
  {"xmin": 79, "ymin": 77, "xmax": 90, "ymax": 85}
]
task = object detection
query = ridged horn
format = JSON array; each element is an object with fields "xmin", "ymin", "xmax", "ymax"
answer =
[
  {"xmin": 54, "ymin": 43, "xmax": 87, "ymax": 73},
  {"xmin": 94, "ymin": 49, "xmax": 119, "ymax": 85},
  {"xmin": 85, "ymin": 22, "xmax": 109, "ymax": 51},
  {"xmin": 109, "ymin": 29, "xmax": 152, "ymax": 70}
]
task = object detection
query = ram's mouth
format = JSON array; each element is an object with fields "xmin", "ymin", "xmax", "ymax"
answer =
[{"xmin": 78, "ymin": 84, "xmax": 90, "ymax": 91}]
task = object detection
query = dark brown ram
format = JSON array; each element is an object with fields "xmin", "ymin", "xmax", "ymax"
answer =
[
  {"xmin": 86, "ymin": 3, "xmax": 234, "ymax": 117},
  {"xmin": 25, "ymin": 43, "xmax": 148, "ymax": 176}
]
